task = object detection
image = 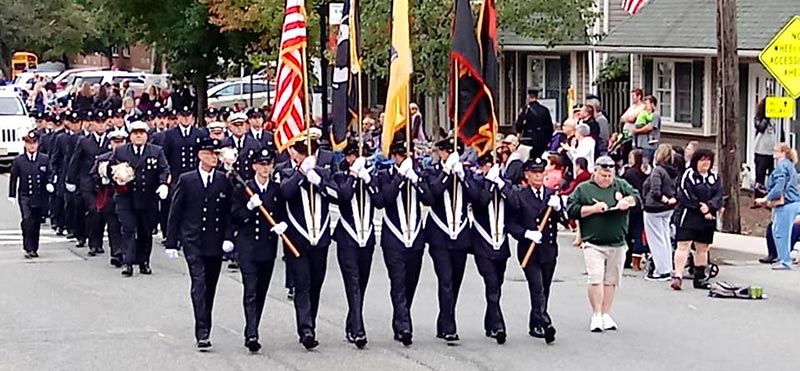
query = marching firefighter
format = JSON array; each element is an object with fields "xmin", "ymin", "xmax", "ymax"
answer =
[
  {"xmin": 8, "ymin": 130, "xmax": 53, "ymax": 258},
  {"xmin": 91, "ymin": 129, "xmax": 128, "ymax": 267}
]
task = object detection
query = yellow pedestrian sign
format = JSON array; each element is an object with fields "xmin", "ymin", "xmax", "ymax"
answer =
[
  {"xmin": 765, "ymin": 97, "xmax": 795, "ymax": 119},
  {"xmin": 759, "ymin": 16, "xmax": 800, "ymax": 99}
]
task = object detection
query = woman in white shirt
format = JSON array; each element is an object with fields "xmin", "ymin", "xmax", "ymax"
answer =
[{"xmin": 561, "ymin": 123, "xmax": 596, "ymax": 172}]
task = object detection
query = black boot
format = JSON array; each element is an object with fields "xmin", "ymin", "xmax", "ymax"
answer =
[
  {"xmin": 121, "ymin": 265, "xmax": 133, "ymax": 277},
  {"xmin": 693, "ymin": 265, "xmax": 710, "ymax": 289}
]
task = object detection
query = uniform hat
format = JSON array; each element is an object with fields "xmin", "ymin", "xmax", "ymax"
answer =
[
  {"xmin": 157, "ymin": 107, "xmax": 170, "ymax": 118},
  {"xmin": 343, "ymin": 139, "xmax": 371, "ymax": 157},
  {"xmin": 179, "ymin": 106, "xmax": 193, "ymax": 116},
  {"xmin": 523, "ymin": 157, "xmax": 547, "ymax": 172},
  {"xmin": 106, "ymin": 109, "xmax": 117, "ymax": 119},
  {"xmin": 477, "ymin": 153, "xmax": 494, "ymax": 166},
  {"xmin": 83, "ymin": 110, "xmax": 94, "ymax": 121},
  {"xmin": 53, "ymin": 114, "xmax": 64, "ymax": 125},
  {"xmin": 595, "ymin": 155, "xmax": 616, "ymax": 170},
  {"xmin": 205, "ymin": 107, "xmax": 219, "ymax": 117},
  {"xmin": 66, "ymin": 111, "xmax": 81, "ymax": 123},
  {"xmin": 22, "ymin": 130, "xmax": 39, "ymax": 143},
  {"xmin": 207, "ymin": 121, "xmax": 226, "ymax": 131},
  {"xmin": 228, "ymin": 112, "xmax": 248, "ymax": 125},
  {"xmin": 247, "ymin": 108, "xmax": 264, "ymax": 118},
  {"xmin": 197, "ymin": 137, "xmax": 223, "ymax": 152},
  {"xmin": 434, "ymin": 137, "xmax": 464, "ymax": 153},
  {"xmin": 31, "ymin": 111, "xmax": 43, "ymax": 120},
  {"xmin": 251, "ymin": 148, "xmax": 274, "ymax": 164},
  {"xmin": 390, "ymin": 140, "xmax": 408, "ymax": 155},
  {"xmin": 108, "ymin": 129, "xmax": 128, "ymax": 141},
  {"xmin": 128, "ymin": 121, "xmax": 149, "ymax": 133},
  {"xmin": 94, "ymin": 110, "xmax": 106, "ymax": 121},
  {"xmin": 501, "ymin": 134, "xmax": 519, "ymax": 147},
  {"xmin": 145, "ymin": 110, "xmax": 156, "ymax": 121},
  {"xmin": 527, "ymin": 87, "xmax": 540, "ymax": 95},
  {"xmin": 115, "ymin": 108, "xmax": 126, "ymax": 118}
]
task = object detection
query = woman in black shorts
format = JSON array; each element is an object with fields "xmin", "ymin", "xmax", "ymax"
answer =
[{"xmin": 672, "ymin": 149, "xmax": 724, "ymax": 290}]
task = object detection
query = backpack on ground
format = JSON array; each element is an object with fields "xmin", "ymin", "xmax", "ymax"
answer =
[{"xmin": 708, "ymin": 281, "xmax": 764, "ymax": 300}]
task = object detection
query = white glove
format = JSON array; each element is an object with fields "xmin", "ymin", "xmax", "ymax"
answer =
[
  {"xmin": 45, "ymin": 184, "xmax": 54, "ymax": 193},
  {"xmin": 547, "ymin": 195, "xmax": 561, "ymax": 211},
  {"xmin": 156, "ymin": 184, "xmax": 169, "ymax": 200},
  {"xmin": 165, "ymin": 249, "xmax": 180, "ymax": 259},
  {"xmin": 222, "ymin": 240, "xmax": 235, "ymax": 253},
  {"xmin": 398, "ymin": 157, "xmax": 413, "ymax": 176},
  {"xmin": 306, "ymin": 169, "xmax": 322, "ymax": 185},
  {"xmin": 65, "ymin": 183, "xmax": 77, "ymax": 193},
  {"xmin": 486, "ymin": 164, "xmax": 501, "ymax": 182},
  {"xmin": 246, "ymin": 194, "xmax": 262, "ymax": 210},
  {"xmin": 452, "ymin": 161, "xmax": 465, "ymax": 179},
  {"xmin": 444, "ymin": 151, "xmax": 459, "ymax": 170},
  {"xmin": 524, "ymin": 230, "xmax": 543, "ymax": 244},
  {"xmin": 405, "ymin": 169, "xmax": 420, "ymax": 184},
  {"xmin": 358, "ymin": 167, "xmax": 372, "ymax": 183},
  {"xmin": 351, "ymin": 157, "xmax": 366, "ymax": 173},
  {"xmin": 101, "ymin": 178, "xmax": 110, "ymax": 185},
  {"xmin": 271, "ymin": 221, "xmax": 288, "ymax": 235},
  {"xmin": 8, "ymin": 197, "xmax": 16, "ymax": 206},
  {"xmin": 300, "ymin": 155, "xmax": 317, "ymax": 174}
]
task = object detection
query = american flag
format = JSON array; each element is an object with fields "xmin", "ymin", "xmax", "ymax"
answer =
[
  {"xmin": 272, "ymin": 0, "xmax": 308, "ymax": 152},
  {"xmin": 621, "ymin": 0, "xmax": 648, "ymax": 14}
]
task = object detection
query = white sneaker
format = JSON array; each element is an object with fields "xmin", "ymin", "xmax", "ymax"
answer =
[
  {"xmin": 590, "ymin": 314, "xmax": 603, "ymax": 333},
  {"xmin": 602, "ymin": 313, "xmax": 618, "ymax": 331}
]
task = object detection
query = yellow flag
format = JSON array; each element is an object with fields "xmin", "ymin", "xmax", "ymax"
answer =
[{"xmin": 381, "ymin": 0, "xmax": 413, "ymax": 156}]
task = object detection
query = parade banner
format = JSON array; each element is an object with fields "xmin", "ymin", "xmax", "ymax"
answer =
[
  {"xmin": 272, "ymin": 0, "xmax": 309, "ymax": 152},
  {"xmin": 381, "ymin": 0, "xmax": 413, "ymax": 156},
  {"xmin": 331, "ymin": 0, "xmax": 362, "ymax": 151}
]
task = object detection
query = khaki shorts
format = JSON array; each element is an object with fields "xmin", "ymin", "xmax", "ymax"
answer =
[{"xmin": 583, "ymin": 243, "xmax": 627, "ymax": 285}]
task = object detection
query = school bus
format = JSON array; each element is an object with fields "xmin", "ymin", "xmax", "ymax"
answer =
[{"xmin": 11, "ymin": 52, "xmax": 38, "ymax": 80}]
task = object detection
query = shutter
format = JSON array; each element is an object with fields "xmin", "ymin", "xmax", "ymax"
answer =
[
  {"xmin": 544, "ymin": 58, "xmax": 563, "ymax": 120},
  {"xmin": 691, "ymin": 60, "xmax": 704, "ymax": 128},
  {"xmin": 561, "ymin": 55, "xmax": 570, "ymax": 121},
  {"xmin": 643, "ymin": 58, "xmax": 653, "ymax": 95}
]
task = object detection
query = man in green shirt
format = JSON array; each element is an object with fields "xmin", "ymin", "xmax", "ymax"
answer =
[{"xmin": 567, "ymin": 156, "xmax": 641, "ymax": 333}]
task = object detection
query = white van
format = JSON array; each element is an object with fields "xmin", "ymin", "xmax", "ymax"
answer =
[{"xmin": 0, "ymin": 89, "xmax": 35, "ymax": 168}]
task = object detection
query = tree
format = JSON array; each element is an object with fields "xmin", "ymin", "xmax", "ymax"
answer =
[
  {"xmin": 106, "ymin": 0, "xmax": 260, "ymax": 121},
  {"xmin": 78, "ymin": 0, "xmax": 131, "ymax": 67}
]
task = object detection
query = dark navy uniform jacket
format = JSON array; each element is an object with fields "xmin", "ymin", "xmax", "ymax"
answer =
[
  {"xmin": 464, "ymin": 172, "xmax": 517, "ymax": 261},
  {"xmin": 223, "ymin": 135, "xmax": 263, "ymax": 180},
  {"xmin": 49, "ymin": 131, "xmax": 80, "ymax": 184},
  {"xmin": 332, "ymin": 164, "xmax": 384, "ymax": 249},
  {"xmin": 247, "ymin": 129, "xmax": 272, "ymax": 149},
  {"xmin": 107, "ymin": 143, "xmax": 169, "ymax": 210},
  {"xmin": 375, "ymin": 165, "xmax": 433, "ymax": 251},
  {"xmin": 67, "ymin": 133, "xmax": 111, "ymax": 190},
  {"xmin": 166, "ymin": 169, "xmax": 233, "ymax": 257},
  {"xmin": 35, "ymin": 128, "xmax": 54, "ymax": 155},
  {"xmin": 507, "ymin": 186, "xmax": 567, "ymax": 263},
  {"xmin": 278, "ymin": 165, "xmax": 338, "ymax": 251},
  {"xmin": 149, "ymin": 129, "xmax": 168, "ymax": 146},
  {"xmin": 9, "ymin": 152, "xmax": 51, "ymax": 208},
  {"xmin": 90, "ymin": 151, "xmax": 115, "ymax": 211},
  {"xmin": 675, "ymin": 168, "xmax": 724, "ymax": 230},
  {"xmin": 163, "ymin": 125, "xmax": 207, "ymax": 178},
  {"xmin": 229, "ymin": 178, "xmax": 283, "ymax": 262},
  {"xmin": 423, "ymin": 163, "xmax": 471, "ymax": 250}
]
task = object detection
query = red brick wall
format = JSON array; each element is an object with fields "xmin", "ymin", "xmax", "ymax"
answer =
[{"xmin": 68, "ymin": 44, "xmax": 152, "ymax": 71}]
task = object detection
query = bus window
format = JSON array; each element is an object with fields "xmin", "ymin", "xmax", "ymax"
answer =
[{"xmin": 11, "ymin": 52, "xmax": 38, "ymax": 80}]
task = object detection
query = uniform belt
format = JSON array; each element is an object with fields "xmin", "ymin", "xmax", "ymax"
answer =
[
  {"xmin": 383, "ymin": 215, "xmax": 421, "ymax": 249},
  {"xmin": 339, "ymin": 218, "xmax": 373, "ymax": 248},
  {"xmin": 427, "ymin": 211, "xmax": 468, "ymax": 240},
  {"xmin": 472, "ymin": 219, "xmax": 505, "ymax": 251},
  {"xmin": 286, "ymin": 205, "xmax": 330, "ymax": 247}
]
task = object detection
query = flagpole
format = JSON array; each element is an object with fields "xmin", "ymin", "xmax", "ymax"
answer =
[
  {"xmin": 301, "ymin": 43, "xmax": 316, "ymax": 240},
  {"xmin": 357, "ymin": 61, "xmax": 365, "ymax": 241},
  {"xmin": 406, "ymin": 86, "xmax": 412, "ymax": 242},
  {"xmin": 451, "ymin": 60, "xmax": 459, "ymax": 234}
]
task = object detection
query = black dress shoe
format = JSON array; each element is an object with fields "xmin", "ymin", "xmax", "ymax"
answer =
[
  {"xmin": 55, "ymin": 228, "xmax": 65, "ymax": 236},
  {"xmin": 110, "ymin": 257, "xmax": 122, "ymax": 268},
  {"xmin": 121, "ymin": 265, "xmax": 133, "ymax": 277},
  {"xmin": 486, "ymin": 329, "xmax": 506, "ymax": 344},
  {"xmin": 529, "ymin": 326, "xmax": 545, "ymax": 339},
  {"xmin": 88, "ymin": 250, "xmax": 97, "ymax": 257},
  {"xmin": 75, "ymin": 240, "xmax": 86, "ymax": 248},
  {"xmin": 30, "ymin": 251, "xmax": 39, "ymax": 258},
  {"xmin": 442, "ymin": 333, "xmax": 459, "ymax": 345},
  {"xmin": 347, "ymin": 333, "xmax": 367, "ymax": 349},
  {"xmin": 139, "ymin": 263, "xmax": 152, "ymax": 275},
  {"xmin": 544, "ymin": 326, "xmax": 556, "ymax": 344},
  {"xmin": 395, "ymin": 331, "xmax": 412, "ymax": 346},
  {"xmin": 66, "ymin": 233, "xmax": 76, "ymax": 239},
  {"xmin": 759, "ymin": 256, "xmax": 778, "ymax": 264},
  {"xmin": 95, "ymin": 248, "xmax": 105, "ymax": 254},
  {"xmin": 245, "ymin": 337, "xmax": 261, "ymax": 352},
  {"xmin": 197, "ymin": 339, "xmax": 212, "ymax": 350},
  {"xmin": 24, "ymin": 251, "xmax": 32, "ymax": 259},
  {"xmin": 287, "ymin": 288, "xmax": 294, "ymax": 301},
  {"xmin": 300, "ymin": 334, "xmax": 319, "ymax": 350}
]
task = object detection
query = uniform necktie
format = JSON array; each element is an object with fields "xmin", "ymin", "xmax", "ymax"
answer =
[
  {"xmin": 135, "ymin": 146, "xmax": 142, "ymax": 157},
  {"xmin": 206, "ymin": 174, "xmax": 212, "ymax": 188}
]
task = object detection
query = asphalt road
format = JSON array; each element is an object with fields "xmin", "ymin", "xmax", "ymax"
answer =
[{"xmin": 1, "ymin": 173, "xmax": 799, "ymax": 371}]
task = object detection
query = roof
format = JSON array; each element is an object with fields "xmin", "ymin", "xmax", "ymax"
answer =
[
  {"xmin": 500, "ymin": 31, "xmax": 590, "ymax": 52},
  {"xmin": 597, "ymin": 0, "xmax": 800, "ymax": 55}
]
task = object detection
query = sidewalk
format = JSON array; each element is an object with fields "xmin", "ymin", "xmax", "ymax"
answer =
[{"xmin": 711, "ymin": 232, "xmax": 767, "ymax": 256}]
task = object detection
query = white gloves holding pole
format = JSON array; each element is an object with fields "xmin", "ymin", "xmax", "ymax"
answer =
[
  {"xmin": 156, "ymin": 184, "xmax": 169, "ymax": 200},
  {"xmin": 222, "ymin": 240, "xmax": 235, "ymax": 253},
  {"xmin": 271, "ymin": 222, "xmax": 288, "ymax": 235},
  {"xmin": 524, "ymin": 230, "xmax": 543, "ymax": 244},
  {"xmin": 246, "ymin": 194, "xmax": 263, "ymax": 210},
  {"xmin": 399, "ymin": 157, "xmax": 419, "ymax": 184},
  {"xmin": 547, "ymin": 195, "xmax": 561, "ymax": 211}
]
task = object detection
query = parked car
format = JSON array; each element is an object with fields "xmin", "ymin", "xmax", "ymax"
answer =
[
  {"xmin": 12, "ymin": 70, "xmax": 61, "ymax": 92},
  {"xmin": 56, "ymin": 71, "xmax": 149, "ymax": 100},
  {"xmin": 0, "ymin": 89, "xmax": 34, "ymax": 168},
  {"xmin": 52, "ymin": 67, "xmax": 104, "ymax": 91},
  {"xmin": 207, "ymin": 79, "xmax": 275, "ymax": 109}
]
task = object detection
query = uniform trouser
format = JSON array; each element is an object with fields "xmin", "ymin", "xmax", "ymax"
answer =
[
  {"xmin": 64, "ymin": 191, "xmax": 78, "ymax": 234},
  {"xmin": 186, "ymin": 255, "xmax": 223, "ymax": 341},
  {"xmin": 50, "ymin": 189, "xmax": 65, "ymax": 228},
  {"xmin": 159, "ymin": 196, "xmax": 170, "ymax": 239},
  {"xmin": 382, "ymin": 247, "xmax": 424, "ymax": 335},
  {"xmin": 240, "ymin": 258, "xmax": 275, "ymax": 340},
  {"xmin": 523, "ymin": 259, "xmax": 556, "ymax": 330},
  {"xmin": 19, "ymin": 198, "xmax": 43, "ymax": 253},
  {"xmin": 337, "ymin": 242, "xmax": 374, "ymax": 337},
  {"xmin": 284, "ymin": 251, "xmax": 294, "ymax": 289},
  {"xmin": 117, "ymin": 208, "xmax": 155, "ymax": 265},
  {"xmin": 428, "ymin": 244, "xmax": 468, "ymax": 335},
  {"xmin": 288, "ymin": 246, "xmax": 329, "ymax": 337},
  {"xmin": 81, "ymin": 191, "xmax": 105, "ymax": 250},
  {"xmin": 473, "ymin": 255, "xmax": 507, "ymax": 333},
  {"xmin": 101, "ymin": 206, "xmax": 122, "ymax": 259},
  {"xmin": 772, "ymin": 202, "xmax": 800, "ymax": 267},
  {"xmin": 643, "ymin": 210, "xmax": 674, "ymax": 275}
]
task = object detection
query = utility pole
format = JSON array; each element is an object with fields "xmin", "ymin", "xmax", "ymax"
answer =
[{"xmin": 716, "ymin": 0, "xmax": 740, "ymax": 233}]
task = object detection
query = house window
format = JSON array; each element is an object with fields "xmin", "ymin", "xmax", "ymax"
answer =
[{"xmin": 653, "ymin": 59, "xmax": 695, "ymax": 124}]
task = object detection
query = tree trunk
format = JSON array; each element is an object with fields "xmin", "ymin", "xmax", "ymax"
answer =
[
  {"xmin": 106, "ymin": 47, "xmax": 114, "ymax": 69},
  {"xmin": 0, "ymin": 42, "xmax": 9, "ymax": 80},
  {"xmin": 193, "ymin": 71, "xmax": 209, "ymax": 126},
  {"xmin": 716, "ymin": 0, "xmax": 741, "ymax": 233},
  {"xmin": 152, "ymin": 46, "xmax": 163, "ymax": 74}
]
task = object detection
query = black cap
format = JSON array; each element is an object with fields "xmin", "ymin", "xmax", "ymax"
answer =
[
  {"xmin": 31, "ymin": 112, "xmax": 43, "ymax": 120},
  {"xmin": 180, "ymin": 106, "xmax": 193, "ymax": 116},
  {"xmin": 22, "ymin": 130, "xmax": 39, "ymax": 143},
  {"xmin": 115, "ymin": 108, "xmax": 126, "ymax": 118},
  {"xmin": 247, "ymin": 108, "xmax": 264, "ymax": 118},
  {"xmin": 66, "ymin": 111, "xmax": 81, "ymax": 123},
  {"xmin": 94, "ymin": 110, "xmax": 106, "ymax": 121},
  {"xmin": 477, "ymin": 153, "xmax": 494, "ymax": 166},
  {"xmin": 251, "ymin": 148, "xmax": 274, "ymax": 163},
  {"xmin": 197, "ymin": 137, "xmax": 222, "ymax": 152},
  {"xmin": 390, "ymin": 140, "xmax": 408, "ymax": 155},
  {"xmin": 158, "ymin": 107, "xmax": 170, "ymax": 118},
  {"xmin": 523, "ymin": 157, "xmax": 547, "ymax": 172},
  {"xmin": 527, "ymin": 87, "xmax": 540, "ymax": 95},
  {"xmin": 83, "ymin": 110, "xmax": 94, "ymax": 121},
  {"xmin": 53, "ymin": 114, "xmax": 64, "ymax": 125},
  {"xmin": 434, "ymin": 137, "xmax": 464, "ymax": 153},
  {"xmin": 205, "ymin": 107, "xmax": 219, "ymax": 117}
]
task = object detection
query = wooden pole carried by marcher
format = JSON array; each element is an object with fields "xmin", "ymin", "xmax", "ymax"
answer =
[{"xmin": 521, "ymin": 207, "xmax": 553, "ymax": 268}]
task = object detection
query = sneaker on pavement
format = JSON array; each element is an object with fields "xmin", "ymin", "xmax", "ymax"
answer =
[
  {"xmin": 645, "ymin": 273, "xmax": 671, "ymax": 282},
  {"xmin": 602, "ymin": 314, "xmax": 618, "ymax": 331},
  {"xmin": 771, "ymin": 263, "xmax": 792, "ymax": 271},
  {"xmin": 590, "ymin": 314, "xmax": 604, "ymax": 333}
]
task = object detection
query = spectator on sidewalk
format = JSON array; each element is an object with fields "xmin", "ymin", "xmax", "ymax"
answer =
[
  {"xmin": 562, "ymin": 124, "xmax": 596, "ymax": 173},
  {"xmin": 567, "ymin": 155, "xmax": 641, "ymax": 333},
  {"xmin": 621, "ymin": 149, "xmax": 648, "ymax": 270},
  {"xmin": 642, "ymin": 145, "xmax": 679, "ymax": 281},
  {"xmin": 673, "ymin": 149, "xmax": 724, "ymax": 290},
  {"xmin": 761, "ymin": 220, "xmax": 800, "ymax": 264},
  {"xmin": 586, "ymin": 97, "xmax": 610, "ymax": 156},
  {"xmin": 753, "ymin": 98, "xmax": 781, "ymax": 190},
  {"xmin": 632, "ymin": 96, "xmax": 661, "ymax": 164},
  {"xmin": 755, "ymin": 143, "xmax": 800, "ymax": 270}
]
